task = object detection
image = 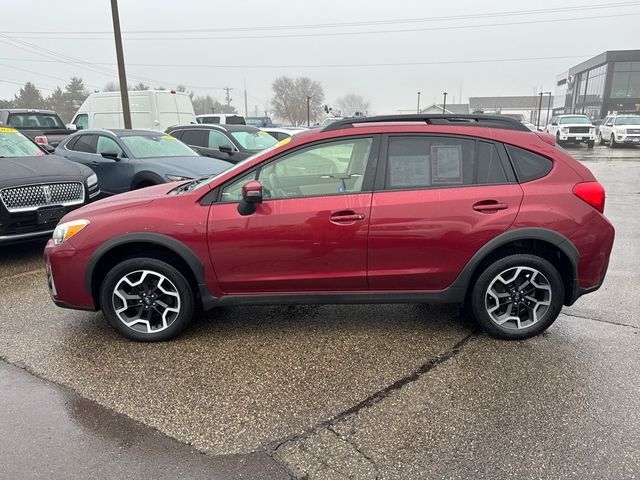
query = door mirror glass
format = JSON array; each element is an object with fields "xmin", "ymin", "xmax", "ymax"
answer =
[{"xmin": 101, "ymin": 150, "xmax": 120, "ymax": 161}]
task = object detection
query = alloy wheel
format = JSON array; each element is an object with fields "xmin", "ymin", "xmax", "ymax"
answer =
[
  {"xmin": 485, "ymin": 266, "xmax": 552, "ymax": 330},
  {"xmin": 112, "ymin": 270, "xmax": 181, "ymax": 334}
]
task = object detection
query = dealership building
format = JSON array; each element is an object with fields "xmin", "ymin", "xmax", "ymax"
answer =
[{"xmin": 553, "ymin": 50, "xmax": 640, "ymax": 119}]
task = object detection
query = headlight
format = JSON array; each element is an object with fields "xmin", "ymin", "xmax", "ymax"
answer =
[
  {"xmin": 166, "ymin": 174, "xmax": 192, "ymax": 182},
  {"xmin": 86, "ymin": 173, "xmax": 98, "ymax": 187},
  {"xmin": 52, "ymin": 219, "xmax": 90, "ymax": 245},
  {"xmin": 561, "ymin": 127, "xmax": 569, "ymax": 133}
]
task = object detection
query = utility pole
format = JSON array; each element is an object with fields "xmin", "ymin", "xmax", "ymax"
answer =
[
  {"xmin": 254, "ymin": 105, "xmax": 258, "ymax": 117},
  {"xmin": 223, "ymin": 87, "xmax": 233, "ymax": 111},
  {"xmin": 307, "ymin": 95, "xmax": 311, "ymax": 127},
  {"xmin": 442, "ymin": 92, "xmax": 448, "ymax": 113},
  {"xmin": 416, "ymin": 91, "xmax": 421, "ymax": 114},
  {"xmin": 110, "ymin": 0, "xmax": 131, "ymax": 129},
  {"xmin": 536, "ymin": 91, "xmax": 551, "ymax": 129},
  {"xmin": 243, "ymin": 79, "xmax": 248, "ymax": 118},
  {"xmin": 546, "ymin": 92, "xmax": 553, "ymax": 127}
]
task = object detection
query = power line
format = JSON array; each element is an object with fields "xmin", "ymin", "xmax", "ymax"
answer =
[
  {"xmin": 4, "ymin": 1, "xmax": 639, "ymax": 35},
  {"xmin": 6, "ymin": 11, "xmax": 638, "ymax": 41},
  {"xmin": 0, "ymin": 54, "xmax": 596, "ymax": 70},
  {"xmin": 0, "ymin": 63, "xmax": 102, "ymax": 90}
]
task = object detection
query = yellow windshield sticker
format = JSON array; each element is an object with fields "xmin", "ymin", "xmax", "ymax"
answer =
[
  {"xmin": 275, "ymin": 137, "xmax": 291, "ymax": 148},
  {"xmin": 258, "ymin": 131, "xmax": 270, "ymax": 136},
  {"xmin": 162, "ymin": 134, "xmax": 176, "ymax": 140},
  {"xmin": 0, "ymin": 127, "xmax": 18, "ymax": 133}
]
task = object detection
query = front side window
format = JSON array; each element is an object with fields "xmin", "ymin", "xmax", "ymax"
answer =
[
  {"xmin": 96, "ymin": 136, "xmax": 124, "ymax": 156},
  {"xmin": 220, "ymin": 138, "xmax": 373, "ymax": 201},
  {"xmin": 73, "ymin": 114, "xmax": 88, "ymax": 130},
  {"xmin": 208, "ymin": 130, "xmax": 234, "ymax": 150},
  {"xmin": 121, "ymin": 134, "xmax": 198, "ymax": 158},
  {"xmin": 180, "ymin": 129, "xmax": 208, "ymax": 147},
  {"xmin": 385, "ymin": 136, "xmax": 506, "ymax": 189}
]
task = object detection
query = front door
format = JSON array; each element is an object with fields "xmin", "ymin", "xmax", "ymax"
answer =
[{"xmin": 208, "ymin": 136, "xmax": 378, "ymax": 293}]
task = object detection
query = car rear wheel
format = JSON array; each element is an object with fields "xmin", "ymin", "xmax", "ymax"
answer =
[
  {"xmin": 470, "ymin": 254, "xmax": 564, "ymax": 340},
  {"xmin": 100, "ymin": 257, "xmax": 194, "ymax": 341}
]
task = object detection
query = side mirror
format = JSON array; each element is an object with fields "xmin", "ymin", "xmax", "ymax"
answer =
[
  {"xmin": 66, "ymin": 124, "xmax": 77, "ymax": 131},
  {"xmin": 101, "ymin": 151, "xmax": 120, "ymax": 161},
  {"xmin": 219, "ymin": 144, "xmax": 234, "ymax": 155},
  {"xmin": 42, "ymin": 144, "xmax": 56, "ymax": 154},
  {"xmin": 552, "ymin": 122, "xmax": 558, "ymax": 126},
  {"xmin": 237, "ymin": 180, "xmax": 263, "ymax": 216}
]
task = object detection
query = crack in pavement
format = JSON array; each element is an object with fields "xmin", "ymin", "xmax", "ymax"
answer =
[
  {"xmin": 264, "ymin": 332, "xmax": 475, "ymax": 453},
  {"xmin": 561, "ymin": 311, "xmax": 638, "ymax": 330},
  {"xmin": 327, "ymin": 425, "xmax": 380, "ymax": 479}
]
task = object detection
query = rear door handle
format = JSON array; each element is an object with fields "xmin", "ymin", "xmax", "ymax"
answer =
[
  {"xmin": 473, "ymin": 201, "xmax": 508, "ymax": 213},
  {"xmin": 330, "ymin": 211, "xmax": 365, "ymax": 224}
]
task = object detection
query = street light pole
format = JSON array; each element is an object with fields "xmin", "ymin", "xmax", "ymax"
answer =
[
  {"xmin": 442, "ymin": 92, "xmax": 448, "ymax": 113},
  {"xmin": 307, "ymin": 95, "xmax": 311, "ymax": 127},
  {"xmin": 110, "ymin": 0, "xmax": 131, "ymax": 129},
  {"xmin": 417, "ymin": 91, "xmax": 421, "ymax": 114}
]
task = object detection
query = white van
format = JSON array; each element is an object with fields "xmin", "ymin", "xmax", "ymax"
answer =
[{"xmin": 71, "ymin": 90, "xmax": 196, "ymax": 131}]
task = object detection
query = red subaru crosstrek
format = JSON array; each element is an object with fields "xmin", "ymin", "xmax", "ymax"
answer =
[{"xmin": 44, "ymin": 115, "xmax": 614, "ymax": 342}]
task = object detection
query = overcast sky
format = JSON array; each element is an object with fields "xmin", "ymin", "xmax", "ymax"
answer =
[{"xmin": 1, "ymin": 0, "xmax": 638, "ymax": 115}]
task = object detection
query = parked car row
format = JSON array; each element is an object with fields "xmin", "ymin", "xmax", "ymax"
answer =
[{"xmin": 545, "ymin": 113, "xmax": 640, "ymax": 148}]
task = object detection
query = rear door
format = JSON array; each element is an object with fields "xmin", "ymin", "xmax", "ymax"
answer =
[{"xmin": 367, "ymin": 134, "xmax": 523, "ymax": 290}]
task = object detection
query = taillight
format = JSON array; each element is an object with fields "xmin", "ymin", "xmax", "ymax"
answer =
[
  {"xmin": 573, "ymin": 181, "xmax": 605, "ymax": 213},
  {"xmin": 34, "ymin": 135, "xmax": 48, "ymax": 145}
]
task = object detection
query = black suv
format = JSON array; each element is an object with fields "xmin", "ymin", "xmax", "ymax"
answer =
[
  {"xmin": 0, "ymin": 126, "xmax": 99, "ymax": 243},
  {"xmin": 166, "ymin": 124, "xmax": 278, "ymax": 164}
]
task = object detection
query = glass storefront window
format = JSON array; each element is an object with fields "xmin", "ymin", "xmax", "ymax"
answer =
[{"xmin": 611, "ymin": 62, "xmax": 640, "ymax": 98}]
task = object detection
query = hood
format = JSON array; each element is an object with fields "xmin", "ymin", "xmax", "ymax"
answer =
[
  {"xmin": 141, "ymin": 155, "xmax": 232, "ymax": 177},
  {"xmin": 61, "ymin": 182, "xmax": 175, "ymax": 221},
  {"xmin": 558, "ymin": 123, "xmax": 594, "ymax": 128},
  {"xmin": 0, "ymin": 154, "xmax": 93, "ymax": 189}
]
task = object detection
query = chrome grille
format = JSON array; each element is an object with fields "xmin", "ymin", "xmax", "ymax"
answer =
[
  {"xmin": 627, "ymin": 128, "xmax": 640, "ymax": 134},
  {"xmin": 569, "ymin": 126, "xmax": 590, "ymax": 134},
  {"xmin": 0, "ymin": 182, "xmax": 85, "ymax": 212}
]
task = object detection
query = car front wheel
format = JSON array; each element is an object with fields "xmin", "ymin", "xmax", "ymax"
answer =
[
  {"xmin": 100, "ymin": 257, "xmax": 195, "ymax": 341},
  {"xmin": 470, "ymin": 254, "xmax": 564, "ymax": 340},
  {"xmin": 610, "ymin": 134, "xmax": 619, "ymax": 148}
]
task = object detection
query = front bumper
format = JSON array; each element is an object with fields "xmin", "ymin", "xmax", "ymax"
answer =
[
  {"xmin": 558, "ymin": 133, "xmax": 596, "ymax": 142},
  {"xmin": 44, "ymin": 239, "xmax": 97, "ymax": 311},
  {"xmin": 614, "ymin": 133, "xmax": 640, "ymax": 144}
]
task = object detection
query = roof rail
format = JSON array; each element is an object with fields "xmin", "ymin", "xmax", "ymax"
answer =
[{"xmin": 321, "ymin": 114, "xmax": 530, "ymax": 132}]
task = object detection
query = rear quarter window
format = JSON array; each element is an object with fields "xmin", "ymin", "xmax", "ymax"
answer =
[{"xmin": 506, "ymin": 145, "xmax": 553, "ymax": 182}]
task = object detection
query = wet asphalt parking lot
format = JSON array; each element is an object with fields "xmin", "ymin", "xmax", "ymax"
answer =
[{"xmin": 1, "ymin": 145, "xmax": 639, "ymax": 479}]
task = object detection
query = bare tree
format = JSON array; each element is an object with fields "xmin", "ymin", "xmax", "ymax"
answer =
[
  {"xmin": 133, "ymin": 82, "xmax": 149, "ymax": 91},
  {"xmin": 336, "ymin": 94, "xmax": 370, "ymax": 117},
  {"xmin": 271, "ymin": 76, "xmax": 324, "ymax": 126},
  {"xmin": 103, "ymin": 81, "xmax": 119, "ymax": 92},
  {"xmin": 191, "ymin": 94, "xmax": 237, "ymax": 115}
]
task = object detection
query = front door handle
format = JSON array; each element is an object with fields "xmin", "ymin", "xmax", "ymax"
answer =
[
  {"xmin": 330, "ymin": 210, "xmax": 365, "ymax": 224},
  {"xmin": 473, "ymin": 201, "xmax": 508, "ymax": 213}
]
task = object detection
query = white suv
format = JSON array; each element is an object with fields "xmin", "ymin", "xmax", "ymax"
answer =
[
  {"xmin": 598, "ymin": 114, "xmax": 640, "ymax": 147},
  {"xmin": 546, "ymin": 115, "xmax": 596, "ymax": 148}
]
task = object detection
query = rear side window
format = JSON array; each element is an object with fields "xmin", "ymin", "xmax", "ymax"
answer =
[
  {"xmin": 180, "ymin": 129, "xmax": 208, "ymax": 147},
  {"xmin": 385, "ymin": 136, "xmax": 508, "ymax": 189},
  {"xmin": 70, "ymin": 134, "xmax": 97, "ymax": 154},
  {"xmin": 506, "ymin": 145, "xmax": 553, "ymax": 182}
]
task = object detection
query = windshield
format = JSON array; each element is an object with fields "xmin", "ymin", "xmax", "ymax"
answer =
[
  {"xmin": 560, "ymin": 116, "xmax": 591, "ymax": 125},
  {"xmin": 230, "ymin": 130, "xmax": 278, "ymax": 151},
  {"xmin": 614, "ymin": 116, "xmax": 640, "ymax": 125},
  {"xmin": 120, "ymin": 134, "xmax": 198, "ymax": 159},
  {"xmin": 0, "ymin": 127, "xmax": 44, "ymax": 157},
  {"xmin": 7, "ymin": 113, "xmax": 65, "ymax": 129}
]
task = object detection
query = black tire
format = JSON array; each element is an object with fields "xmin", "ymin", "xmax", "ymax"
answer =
[
  {"xmin": 470, "ymin": 254, "xmax": 564, "ymax": 340},
  {"xmin": 610, "ymin": 134, "xmax": 618, "ymax": 148},
  {"xmin": 598, "ymin": 132, "xmax": 605, "ymax": 145},
  {"xmin": 100, "ymin": 257, "xmax": 195, "ymax": 341},
  {"xmin": 555, "ymin": 132, "xmax": 563, "ymax": 146},
  {"xmin": 587, "ymin": 139, "xmax": 595, "ymax": 149}
]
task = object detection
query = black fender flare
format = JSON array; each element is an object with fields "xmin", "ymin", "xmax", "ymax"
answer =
[
  {"xmin": 448, "ymin": 227, "xmax": 579, "ymax": 302},
  {"xmin": 84, "ymin": 232, "xmax": 218, "ymax": 310},
  {"xmin": 130, "ymin": 171, "xmax": 164, "ymax": 190}
]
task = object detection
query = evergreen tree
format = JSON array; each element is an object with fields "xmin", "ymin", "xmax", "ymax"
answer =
[{"xmin": 13, "ymin": 82, "xmax": 45, "ymax": 109}]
